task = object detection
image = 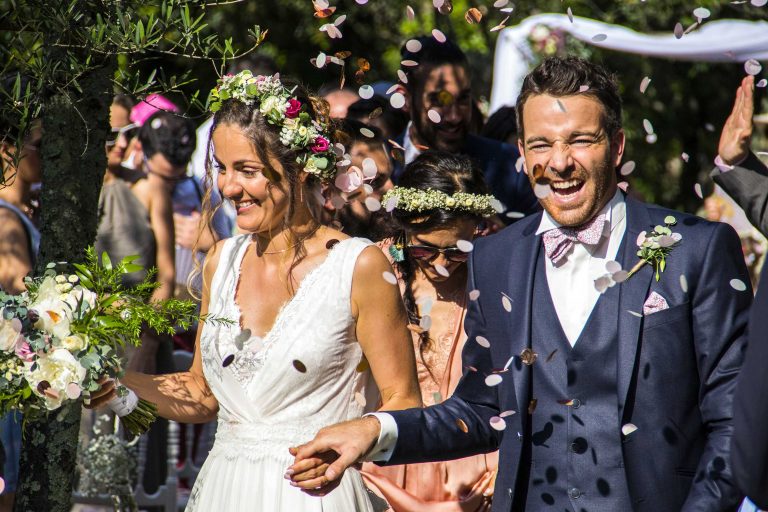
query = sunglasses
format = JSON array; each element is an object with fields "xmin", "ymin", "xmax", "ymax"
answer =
[
  {"xmin": 105, "ymin": 123, "xmax": 139, "ymax": 147},
  {"xmin": 405, "ymin": 244, "xmax": 469, "ymax": 263}
]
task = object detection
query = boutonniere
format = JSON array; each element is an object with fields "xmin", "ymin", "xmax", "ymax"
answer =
[
  {"xmin": 594, "ymin": 216, "xmax": 682, "ymax": 293},
  {"xmin": 628, "ymin": 216, "xmax": 682, "ymax": 281}
]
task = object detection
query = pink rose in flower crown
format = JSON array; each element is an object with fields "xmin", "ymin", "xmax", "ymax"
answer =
[
  {"xmin": 310, "ymin": 136, "xmax": 330, "ymax": 153},
  {"xmin": 285, "ymin": 99, "xmax": 302, "ymax": 119}
]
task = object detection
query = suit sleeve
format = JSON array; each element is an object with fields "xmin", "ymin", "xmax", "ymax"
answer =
[
  {"xmin": 711, "ymin": 152, "xmax": 768, "ymax": 237},
  {"xmin": 683, "ymin": 222, "xmax": 752, "ymax": 510},
  {"xmin": 732, "ymin": 263, "xmax": 768, "ymax": 507},
  {"xmin": 383, "ymin": 251, "xmax": 503, "ymax": 465}
]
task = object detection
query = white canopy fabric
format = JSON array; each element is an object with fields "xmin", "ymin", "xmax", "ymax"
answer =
[{"xmin": 489, "ymin": 14, "xmax": 768, "ymax": 114}]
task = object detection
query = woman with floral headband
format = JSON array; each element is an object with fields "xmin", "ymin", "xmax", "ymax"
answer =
[
  {"xmin": 360, "ymin": 151, "xmax": 499, "ymax": 512},
  {"xmin": 90, "ymin": 71, "xmax": 421, "ymax": 511}
]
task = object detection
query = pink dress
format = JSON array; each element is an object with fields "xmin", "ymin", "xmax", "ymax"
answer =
[{"xmin": 361, "ymin": 241, "xmax": 498, "ymax": 512}]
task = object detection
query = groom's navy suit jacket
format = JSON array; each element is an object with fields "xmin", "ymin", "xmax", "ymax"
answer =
[{"xmin": 385, "ymin": 196, "xmax": 751, "ymax": 511}]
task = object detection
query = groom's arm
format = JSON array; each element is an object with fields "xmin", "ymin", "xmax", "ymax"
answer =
[{"xmin": 682, "ymin": 222, "xmax": 752, "ymax": 511}]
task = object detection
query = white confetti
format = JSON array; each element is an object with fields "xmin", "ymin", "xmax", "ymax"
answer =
[
  {"xmin": 567, "ymin": 7, "xmax": 574, "ymax": 23},
  {"xmin": 757, "ymin": 79, "xmax": 767, "ymax": 88},
  {"xmin": 427, "ymin": 109, "xmax": 442, "ymax": 123},
  {"xmin": 674, "ymin": 23, "xmax": 684, "ymax": 39},
  {"xmin": 534, "ymin": 183, "xmax": 551, "ymax": 199},
  {"xmin": 432, "ymin": 29, "xmax": 447, "ymax": 43},
  {"xmin": 500, "ymin": 410, "xmax": 516, "ymax": 418},
  {"xmin": 680, "ymin": 274, "xmax": 689, "ymax": 293},
  {"xmin": 640, "ymin": 77, "xmax": 652, "ymax": 94},
  {"xmin": 578, "ymin": 85, "xmax": 589, "ymax": 93},
  {"xmin": 592, "ymin": 33, "xmax": 608, "ymax": 42},
  {"xmin": 476, "ymin": 336, "xmax": 491, "ymax": 348},
  {"xmin": 382, "ymin": 271, "xmax": 397, "ymax": 285},
  {"xmin": 400, "ymin": 59, "xmax": 419, "ymax": 67},
  {"xmin": 646, "ymin": 133, "xmax": 658, "ymax": 144},
  {"xmin": 406, "ymin": 5, "xmax": 415, "ymax": 20},
  {"xmin": 385, "ymin": 196, "xmax": 399, "ymax": 212},
  {"xmin": 627, "ymin": 310, "xmax": 643, "ymax": 318},
  {"xmin": 730, "ymin": 278, "xmax": 747, "ymax": 292},
  {"xmin": 606, "ymin": 260, "xmax": 622, "ymax": 274},
  {"xmin": 490, "ymin": 416, "xmax": 507, "ymax": 431},
  {"xmin": 405, "ymin": 39, "xmax": 422, "ymax": 53},
  {"xmin": 682, "ymin": 152, "xmax": 690, "ymax": 162},
  {"xmin": 620, "ymin": 161, "xmax": 636, "ymax": 176},
  {"xmin": 358, "ymin": 85, "xmax": 374, "ymax": 99},
  {"xmin": 434, "ymin": 264, "xmax": 450, "ymax": 277},
  {"xmin": 493, "ymin": 0, "xmax": 508, "ymax": 6},
  {"xmin": 365, "ymin": 197, "xmax": 381, "ymax": 212},
  {"xmin": 642, "ymin": 119, "xmax": 654, "ymax": 134},
  {"xmin": 397, "ymin": 69, "xmax": 408, "ymax": 84},
  {"xmin": 457, "ymin": 240, "xmax": 474, "ymax": 252},
  {"xmin": 745, "ymin": 59, "xmax": 763, "ymax": 76},
  {"xmin": 506, "ymin": 211, "xmax": 525, "ymax": 219},
  {"xmin": 622, "ymin": 423, "xmax": 638, "ymax": 436},
  {"xmin": 468, "ymin": 289, "xmax": 480, "ymax": 301},
  {"xmin": 752, "ymin": 0, "xmax": 768, "ymax": 5},
  {"xmin": 485, "ymin": 374, "xmax": 503, "ymax": 387},
  {"xmin": 362, "ymin": 158, "xmax": 377, "ymax": 178},
  {"xmin": 390, "ymin": 92, "xmax": 406, "ymax": 109},
  {"xmin": 360, "ymin": 127, "xmax": 375, "ymax": 138},
  {"xmin": 694, "ymin": 183, "xmax": 703, "ymax": 199},
  {"xmin": 693, "ymin": 7, "xmax": 711, "ymax": 20},
  {"xmin": 501, "ymin": 294, "xmax": 512, "ymax": 312}
]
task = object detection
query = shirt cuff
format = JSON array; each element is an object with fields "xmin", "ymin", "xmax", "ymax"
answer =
[
  {"xmin": 362, "ymin": 412, "xmax": 398, "ymax": 462},
  {"xmin": 714, "ymin": 153, "xmax": 748, "ymax": 173}
]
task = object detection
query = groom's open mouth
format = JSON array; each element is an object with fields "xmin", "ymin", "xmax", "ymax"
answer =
[{"xmin": 550, "ymin": 179, "xmax": 585, "ymax": 202}]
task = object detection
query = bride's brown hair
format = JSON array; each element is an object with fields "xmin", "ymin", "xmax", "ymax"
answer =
[{"xmin": 189, "ymin": 79, "xmax": 333, "ymax": 299}]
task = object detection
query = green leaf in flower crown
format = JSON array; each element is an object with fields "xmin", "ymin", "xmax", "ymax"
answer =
[{"xmin": 313, "ymin": 157, "xmax": 329, "ymax": 170}]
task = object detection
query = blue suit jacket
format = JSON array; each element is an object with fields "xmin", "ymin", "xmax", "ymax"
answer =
[
  {"xmin": 385, "ymin": 196, "xmax": 751, "ymax": 512},
  {"xmin": 391, "ymin": 132, "xmax": 540, "ymax": 218}
]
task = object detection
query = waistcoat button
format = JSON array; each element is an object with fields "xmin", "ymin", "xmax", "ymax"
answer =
[
  {"xmin": 568, "ymin": 487, "xmax": 582, "ymax": 499},
  {"xmin": 572, "ymin": 398, "xmax": 582, "ymax": 409}
]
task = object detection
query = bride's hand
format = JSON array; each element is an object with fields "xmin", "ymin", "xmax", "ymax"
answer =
[
  {"xmin": 83, "ymin": 377, "xmax": 117, "ymax": 409},
  {"xmin": 285, "ymin": 447, "xmax": 342, "ymax": 496}
]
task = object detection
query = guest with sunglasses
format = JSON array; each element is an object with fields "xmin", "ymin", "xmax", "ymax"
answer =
[{"xmin": 361, "ymin": 150, "xmax": 498, "ymax": 512}]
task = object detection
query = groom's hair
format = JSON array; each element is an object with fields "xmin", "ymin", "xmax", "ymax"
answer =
[{"xmin": 515, "ymin": 56, "xmax": 622, "ymax": 139}]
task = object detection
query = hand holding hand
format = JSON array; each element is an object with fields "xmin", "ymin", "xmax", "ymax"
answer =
[
  {"xmin": 718, "ymin": 75, "xmax": 755, "ymax": 166},
  {"xmin": 286, "ymin": 416, "xmax": 381, "ymax": 496}
]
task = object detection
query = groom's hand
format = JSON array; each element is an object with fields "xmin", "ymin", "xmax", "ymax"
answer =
[{"xmin": 287, "ymin": 416, "xmax": 381, "ymax": 495}]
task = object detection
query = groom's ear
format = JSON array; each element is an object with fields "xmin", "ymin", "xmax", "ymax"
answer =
[
  {"xmin": 611, "ymin": 129, "xmax": 626, "ymax": 169},
  {"xmin": 517, "ymin": 139, "xmax": 528, "ymax": 176}
]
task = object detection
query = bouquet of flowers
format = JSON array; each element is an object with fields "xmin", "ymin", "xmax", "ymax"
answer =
[{"xmin": 0, "ymin": 248, "xmax": 200, "ymax": 434}]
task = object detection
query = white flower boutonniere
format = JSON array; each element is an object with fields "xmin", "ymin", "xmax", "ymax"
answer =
[{"xmin": 628, "ymin": 216, "xmax": 682, "ymax": 281}]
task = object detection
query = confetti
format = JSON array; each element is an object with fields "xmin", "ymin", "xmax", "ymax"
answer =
[
  {"xmin": 432, "ymin": 29, "xmax": 447, "ymax": 43},
  {"xmin": 385, "ymin": 195, "xmax": 399, "ymax": 212},
  {"xmin": 385, "ymin": 83, "xmax": 400, "ymax": 95},
  {"xmin": 365, "ymin": 197, "xmax": 381, "ymax": 212},
  {"xmin": 65, "ymin": 382, "xmax": 82, "ymax": 400},
  {"xmin": 315, "ymin": 52, "xmax": 328, "ymax": 68},
  {"xmin": 222, "ymin": 354, "xmax": 235, "ymax": 367},
  {"xmin": 640, "ymin": 77, "xmax": 652, "ymax": 93},
  {"xmin": 757, "ymin": 79, "xmax": 767, "ymax": 88},
  {"xmin": 360, "ymin": 127, "xmax": 375, "ymax": 139},
  {"xmin": 490, "ymin": 16, "xmax": 510, "ymax": 32},
  {"xmin": 427, "ymin": 109, "xmax": 442, "ymax": 123},
  {"xmin": 500, "ymin": 410, "xmax": 516, "ymax": 418},
  {"xmin": 646, "ymin": 133, "xmax": 658, "ymax": 144},
  {"xmin": 567, "ymin": 7, "xmax": 574, "ymax": 23},
  {"xmin": 292, "ymin": 360, "xmax": 307, "ymax": 373},
  {"xmin": 557, "ymin": 399, "xmax": 575, "ymax": 406},
  {"xmin": 476, "ymin": 336, "xmax": 491, "ymax": 348},
  {"xmin": 419, "ymin": 314, "xmax": 432, "ymax": 330},
  {"xmin": 606, "ymin": 260, "xmax": 622, "ymax": 274},
  {"xmin": 730, "ymin": 278, "xmax": 747, "ymax": 292},
  {"xmin": 455, "ymin": 418, "xmax": 469, "ymax": 433},
  {"xmin": 556, "ymin": 99, "xmax": 567, "ymax": 112},
  {"xmin": 627, "ymin": 310, "xmax": 643, "ymax": 318},
  {"xmin": 622, "ymin": 423, "xmax": 638, "ymax": 436},
  {"xmin": 493, "ymin": 0, "xmax": 508, "ymax": 6},
  {"xmin": 490, "ymin": 198, "xmax": 504, "ymax": 213},
  {"xmin": 642, "ymin": 119, "xmax": 654, "ymax": 134},
  {"xmin": 397, "ymin": 69, "xmax": 408, "ymax": 84},
  {"xmin": 433, "ymin": 391, "xmax": 442, "ymax": 403},
  {"xmin": 592, "ymin": 33, "xmax": 608, "ymax": 42},
  {"xmin": 693, "ymin": 7, "xmax": 711, "ymax": 20},
  {"xmin": 390, "ymin": 92, "xmax": 406, "ymax": 109},
  {"xmin": 400, "ymin": 59, "xmax": 419, "ymax": 67},
  {"xmin": 578, "ymin": 85, "xmax": 589, "ymax": 93},
  {"xmin": 501, "ymin": 294, "xmax": 513, "ymax": 312},
  {"xmin": 405, "ymin": 39, "xmax": 422, "ymax": 53},
  {"xmin": 358, "ymin": 85, "xmax": 374, "ymax": 99},
  {"xmin": 434, "ymin": 264, "xmax": 450, "ymax": 277},
  {"xmin": 694, "ymin": 183, "xmax": 703, "ymax": 199},
  {"xmin": 745, "ymin": 59, "xmax": 763, "ymax": 76},
  {"xmin": 520, "ymin": 348, "xmax": 538, "ymax": 365},
  {"xmin": 468, "ymin": 289, "xmax": 480, "ymax": 300},
  {"xmin": 620, "ymin": 161, "xmax": 636, "ymax": 176},
  {"xmin": 382, "ymin": 271, "xmax": 398, "ymax": 285},
  {"xmin": 617, "ymin": 182, "xmax": 629, "ymax": 193},
  {"xmin": 490, "ymin": 416, "xmax": 507, "ymax": 431},
  {"xmin": 674, "ymin": 23, "xmax": 684, "ymax": 39},
  {"xmin": 752, "ymin": 0, "xmax": 768, "ymax": 5},
  {"xmin": 485, "ymin": 374, "xmax": 503, "ymax": 387},
  {"xmin": 406, "ymin": 5, "xmax": 415, "ymax": 20},
  {"xmin": 682, "ymin": 152, "xmax": 690, "ymax": 162},
  {"xmin": 680, "ymin": 274, "xmax": 689, "ymax": 293},
  {"xmin": 534, "ymin": 182, "xmax": 551, "ymax": 199},
  {"xmin": 465, "ymin": 7, "xmax": 483, "ymax": 24},
  {"xmin": 454, "ymin": 240, "xmax": 473, "ymax": 253}
]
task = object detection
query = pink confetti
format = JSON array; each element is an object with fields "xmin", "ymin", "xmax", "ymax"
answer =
[
  {"xmin": 617, "ymin": 181, "xmax": 629, "ymax": 192},
  {"xmin": 476, "ymin": 336, "xmax": 490, "ymax": 348},
  {"xmin": 432, "ymin": 29, "xmax": 447, "ymax": 43},
  {"xmin": 434, "ymin": 264, "xmax": 450, "ymax": 277},
  {"xmin": 390, "ymin": 92, "xmax": 406, "ymax": 109},
  {"xmin": 493, "ymin": 0, "xmax": 508, "ymax": 6},
  {"xmin": 365, "ymin": 197, "xmax": 381, "ymax": 212},
  {"xmin": 405, "ymin": 39, "xmax": 422, "ymax": 53},
  {"xmin": 468, "ymin": 289, "xmax": 480, "ymax": 300},
  {"xmin": 457, "ymin": 240, "xmax": 474, "ymax": 252},
  {"xmin": 745, "ymin": 59, "xmax": 763, "ymax": 75},
  {"xmin": 578, "ymin": 85, "xmax": 589, "ymax": 93},
  {"xmin": 397, "ymin": 70, "xmax": 408, "ymax": 83},
  {"xmin": 620, "ymin": 161, "xmax": 636, "ymax": 176},
  {"xmin": 382, "ymin": 271, "xmax": 397, "ymax": 285},
  {"xmin": 757, "ymin": 79, "xmax": 767, "ymax": 88},
  {"xmin": 501, "ymin": 294, "xmax": 512, "ymax": 312},
  {"xmin": 640, "ymin": 76, "xmax": 652, "ymax": 93},
  {"xmin": 674, "ymin": 23, "xmax": 684, "ymax": 39},
  {"xmin": 427, "ymin": 109, "xmax": 441, "ymax": 123},
  {"xmin": 400, "ymin": 59, "xmax": 419, "ymax": 67},
  {"xmin": 406, "ymin": 5, "xmax": 415, "ymax": 20},
  {"xmin": 490, "ymin": 416, "xmax": 507, "ymax": 431},
  {"xmin": 682, "ymin": 152, "xmax": 690, "ymax": 162},
  {"xmin": 500, "ymin": 410, "xmax": 516, "ymax": 418}
]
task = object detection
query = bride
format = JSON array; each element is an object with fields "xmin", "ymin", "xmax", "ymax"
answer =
[{"xmin": 92, "ymin": 71, "xmax": 421, "ymax": 511}]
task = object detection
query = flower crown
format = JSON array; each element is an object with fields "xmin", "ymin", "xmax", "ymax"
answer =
[
  {"xmin": 208, "ymin": 70, "xmax": 337, "ymax": 182},
  {"xmin": 381, "ymin": 186, "xmax": 498, "ymax": 217}
]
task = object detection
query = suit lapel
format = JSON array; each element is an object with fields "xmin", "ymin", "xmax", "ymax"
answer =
[
  {"xmin": 616, "ymin": 196, "xmax": 654, "ymax": 415},
  {"xmin": 507, "ymin": 218, "xmax": 541, "ymax": 418}
]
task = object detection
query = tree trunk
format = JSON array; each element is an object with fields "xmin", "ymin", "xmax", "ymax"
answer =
[{"xmin": 14, "ymin": 60, "xmax": 114, "ymax": 512}]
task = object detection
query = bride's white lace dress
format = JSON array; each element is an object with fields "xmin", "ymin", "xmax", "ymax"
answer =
[{"xmin": 187, "ymin": 234, "xmax": 378, "ymax": 511}]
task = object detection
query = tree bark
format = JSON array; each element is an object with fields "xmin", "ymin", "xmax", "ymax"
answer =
[{"xmin": 14, "ymin": 60, "xmax": 114, "ymax": 512}]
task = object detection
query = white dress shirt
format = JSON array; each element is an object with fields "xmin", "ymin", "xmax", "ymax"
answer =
[{"xmin": 366, "ymin": 190, "xmax": 627, "ymax": 462}]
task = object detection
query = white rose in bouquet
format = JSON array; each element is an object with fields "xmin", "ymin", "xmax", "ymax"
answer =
[
  {"xmin": 28, "ymin": 276, "xmax": 72, "ymax": 340},
  {"xmin": 60, "ymin": 334, "xmax": 87, "ymax": 352},
  {"xmin": 0, "ymin": 313, "xmax": 22, "ymax": 352},
  {"xmin": 65, "ymin": 286, "xmax": 98, "ymax": 312},
  {"xmin": 25, "ymin": 348, "xmax": 86, "ymax": 409}
]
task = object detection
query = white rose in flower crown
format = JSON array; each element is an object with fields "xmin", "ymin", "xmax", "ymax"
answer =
[
  {"xmin": 0, "ymin": 314, "xmax": 22, "ymax": 352},
  {"xmin": 60, "ymin": 333, "xmax": 87, "ymax": 352},
  {"xmin": 259, "ymin": 95, "xmax": 287, "ymax": 123},
  {"xmin": 303, "ymin": 157, "xmax": 320, "ymax": 175},
  {"xmin": 24, "ymin": 348, "xmax": 86, "ymax": 410}
]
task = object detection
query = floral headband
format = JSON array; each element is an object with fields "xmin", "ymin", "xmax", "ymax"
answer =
[
  {"xmin": 381, "ymin": 186, "xmax": 498, "ymax": 217},
  {"xmin": 208, "ymin": 70, "xmax": 337, "ymax": 182}
]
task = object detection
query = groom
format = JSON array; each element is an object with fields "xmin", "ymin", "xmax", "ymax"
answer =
[{"xmin": 289, "ymin": 57, "xmax": 751, "ymax": 511}]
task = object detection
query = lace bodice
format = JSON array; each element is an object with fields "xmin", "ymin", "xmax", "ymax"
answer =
[{"xmin": 199, "ymin": 235, "xmax": 379, "ymax": 451}]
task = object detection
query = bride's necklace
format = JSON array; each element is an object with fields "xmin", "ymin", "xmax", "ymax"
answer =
[{"xmin": 253, "ymin": 225, "xmax": 321, "ymax": 255}]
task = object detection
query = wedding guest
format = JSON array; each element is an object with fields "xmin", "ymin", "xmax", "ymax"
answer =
[
  {"xmin": 391, "ymin": 35, "xmax": 538, "ymax": 220},
  {"xmin": 361, "ymin": 150, "xmax": 498, "ymax": 511},
  {"xmin": 90, "ymin": 71, "xmax": 421, "ymax": 511},
  {"xmin": 346, "ymin": 96, "xmax": 409, "ymax": 141},
  {"xmin": 0, "ymin": 114, "xmax": 41, "ymax": 512},
  {"xmin": 718, "ymin": 74, "xmax": 768, "ymax": 508},
  {"xmin": 290, "ymin": 56, "xmax": 752, "ymax": 512},
  {"xmin": 320, "ymin": 85, "xmax": 359, "ymax": 119}
]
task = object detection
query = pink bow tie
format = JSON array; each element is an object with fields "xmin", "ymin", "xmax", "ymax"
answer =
[{"xmin": 542, "ymin": 213, "xmax": 608, "ymax": 264}]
